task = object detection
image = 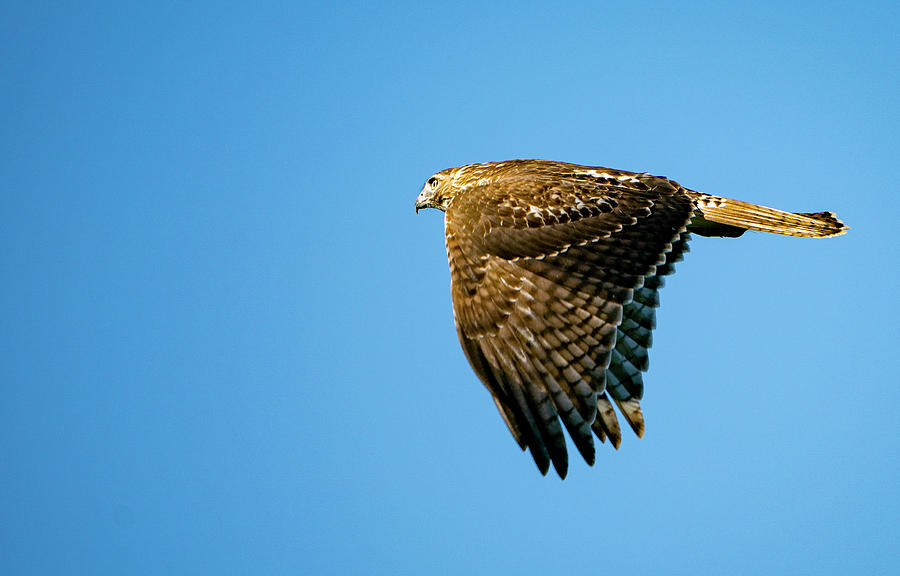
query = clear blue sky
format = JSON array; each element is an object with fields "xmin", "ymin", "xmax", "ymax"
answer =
[{"xmin": 2, "ymin": 1, "xmax": 898, "ymax": 574}]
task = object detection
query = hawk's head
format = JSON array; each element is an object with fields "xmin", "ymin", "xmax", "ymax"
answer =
[
  {"xmin": 414, "ymin": 173, "xmax": 448, "ymax": 213},
  {"xmin": 415, "ymin": 162, "xmax": 511, "ymax": 213},
  {"xmin": 414, "ymin": 167, "xmax": 461, "ymax": 213}
]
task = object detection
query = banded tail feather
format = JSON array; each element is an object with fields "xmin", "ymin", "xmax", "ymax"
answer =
[{"xmin": 689, "ymin": 193, "xmax": 848, "ymax": 238}]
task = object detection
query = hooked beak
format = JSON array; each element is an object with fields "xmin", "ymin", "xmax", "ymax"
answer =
[{"xmin": 415, "ymin": 189, "xmax": 434, "ymax": 213}]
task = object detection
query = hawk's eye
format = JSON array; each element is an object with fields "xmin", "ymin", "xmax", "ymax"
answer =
[{"xmin": 427, "ymin": 177, "xmax": 439, "ymax": 189}]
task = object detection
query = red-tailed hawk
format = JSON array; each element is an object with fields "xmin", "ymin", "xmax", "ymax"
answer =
[{"xmin": 415, "ymin": 159, "xmax": 847, "ymax": 478}]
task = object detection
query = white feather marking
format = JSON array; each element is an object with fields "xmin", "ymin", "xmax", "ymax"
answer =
[{"xmin": 575, "ymin": 170, "xmax": 641, "ymax": 183}]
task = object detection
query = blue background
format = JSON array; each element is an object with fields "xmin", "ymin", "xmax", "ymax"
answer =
[{"xmin": 3, "ymin": 1, "xmax": 898, "ymax": 574}]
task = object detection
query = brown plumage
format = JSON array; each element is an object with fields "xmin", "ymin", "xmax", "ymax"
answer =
[{"xmin": 415, "ymin": 159, "xmax": 847, "ymax": 478}]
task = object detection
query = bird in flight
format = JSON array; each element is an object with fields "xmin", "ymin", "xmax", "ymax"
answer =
[{"xmin": 415, "ymin": 159, "xmax": 847, "ymax": 478}]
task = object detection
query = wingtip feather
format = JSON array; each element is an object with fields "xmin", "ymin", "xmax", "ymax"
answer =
[
  {"xmin": 614, "ymin": 397, "xmax": 645, "ymax": 438},
  {"xmin": 593, "ymin": 393, "xmax": 622, "ymax": 449}
]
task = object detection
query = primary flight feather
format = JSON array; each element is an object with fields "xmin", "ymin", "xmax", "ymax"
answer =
[{"xmin": 415, "ymin": 159, "xmax": 847, "ymax": 478}]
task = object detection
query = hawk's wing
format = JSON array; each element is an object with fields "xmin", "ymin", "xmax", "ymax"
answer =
[{"xmin": 444, "ymin": 172, "xmax": 693, "ymax": 477}]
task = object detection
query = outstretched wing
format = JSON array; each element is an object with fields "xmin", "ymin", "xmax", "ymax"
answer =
[{"xmin": 445, "ymin": 170, "xmax": 693, "ymax": 477}]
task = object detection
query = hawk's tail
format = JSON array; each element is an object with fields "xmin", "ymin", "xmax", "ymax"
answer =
[{"xmin": 688, "ymin": 193, "xmax": 848, "ymax": 238}]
